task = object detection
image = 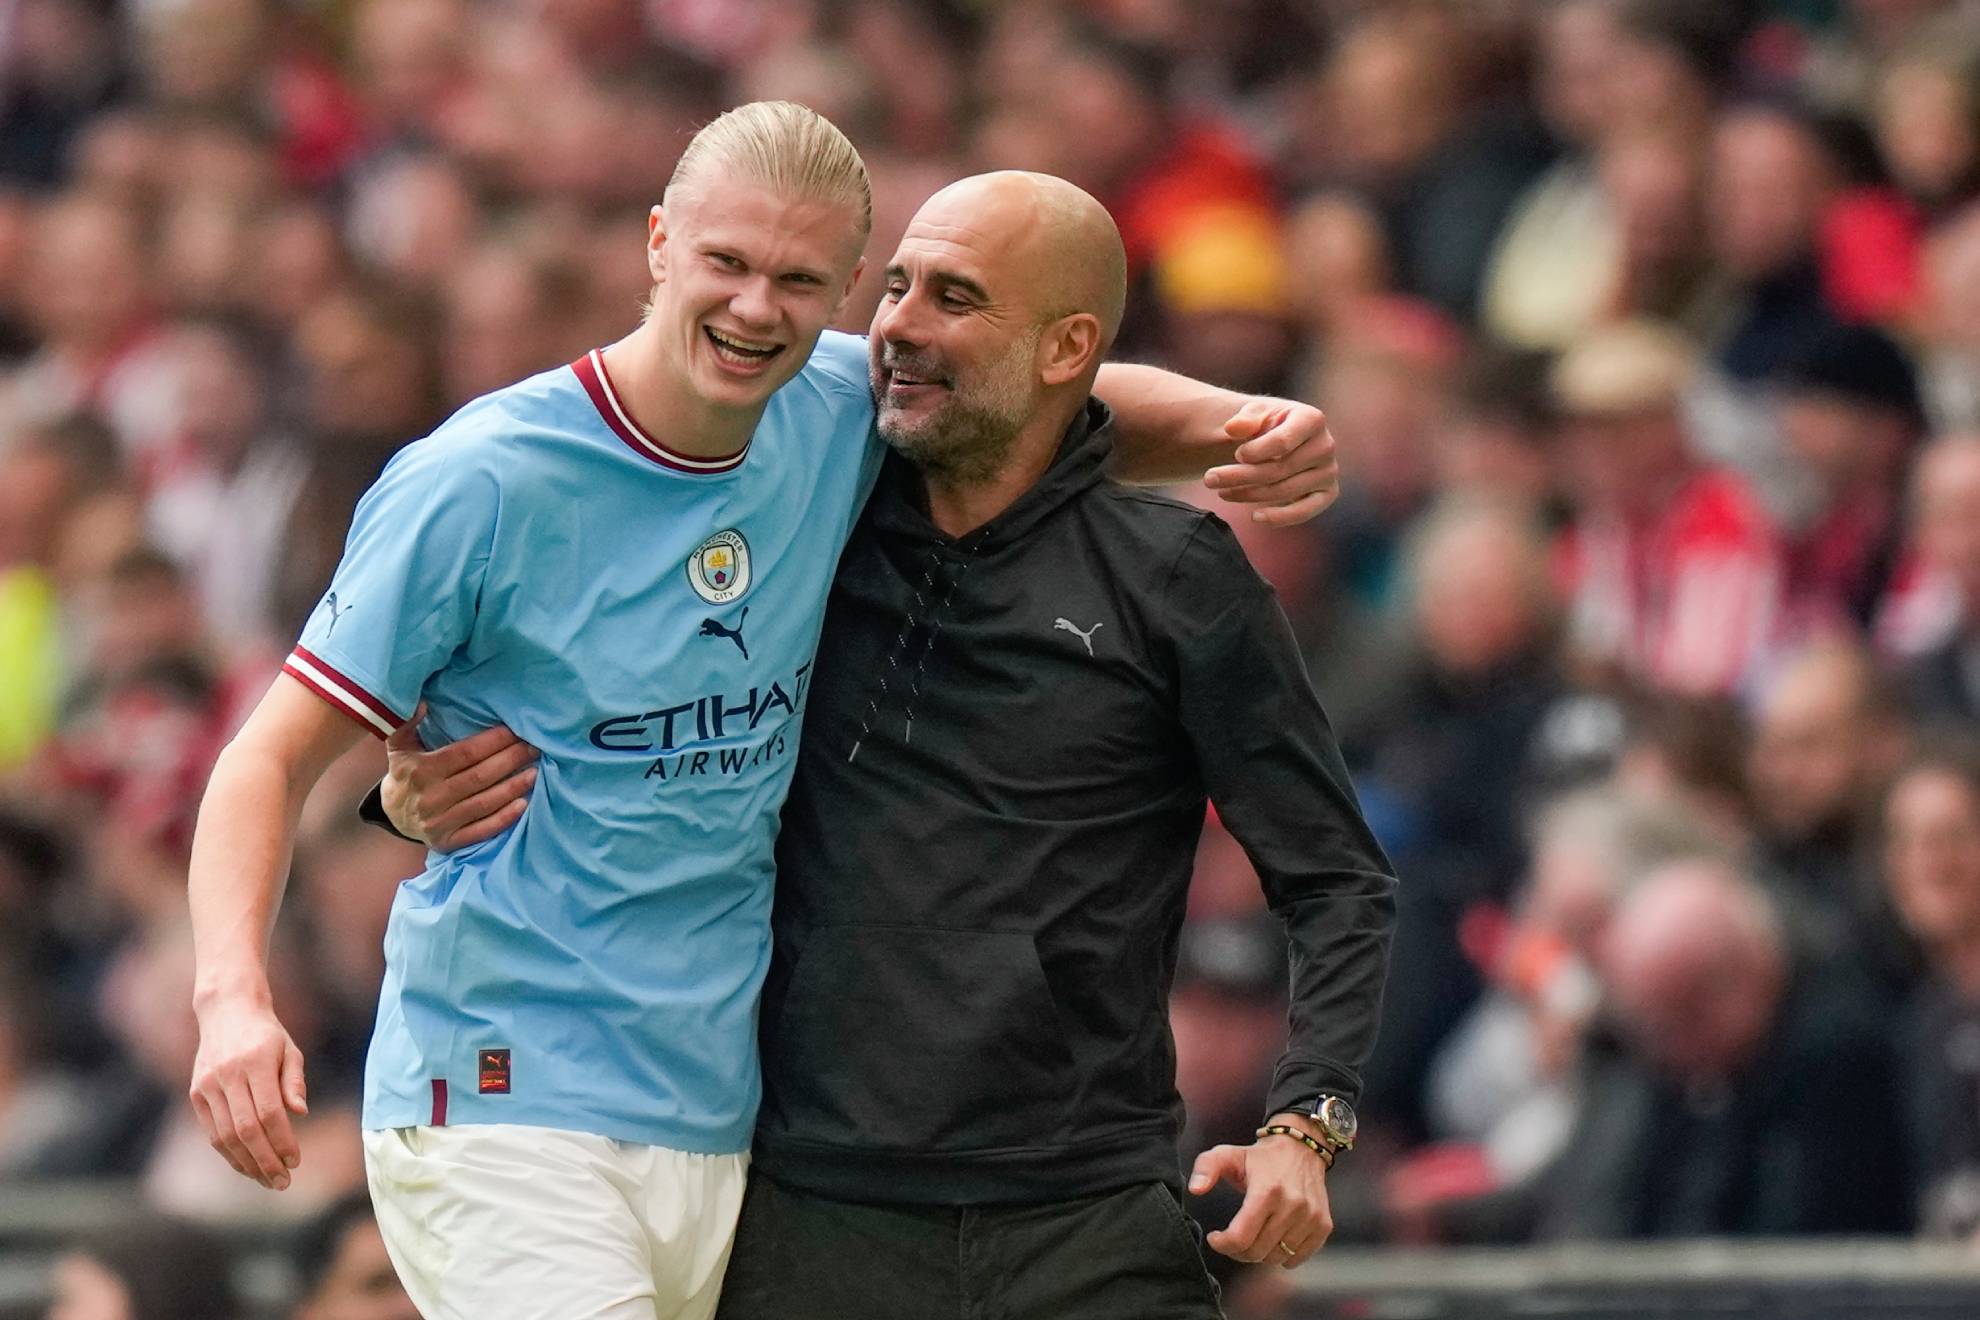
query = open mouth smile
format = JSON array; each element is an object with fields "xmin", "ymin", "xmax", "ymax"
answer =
[
  {"xmin": 705, "ymin": 327, "xmax": 785, "ymax": 371},
  {"xmin": 880, "ymin": 364, "xmax": 950, "ymax": 397}
]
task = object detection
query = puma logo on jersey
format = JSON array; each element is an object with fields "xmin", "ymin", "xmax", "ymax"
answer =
[
  {"xmin": 699, "ymin": 607, "xmax": 749, "ymax": 660},
  {"xmin": 1054, "ymin": 617, "xmax": 1103, "ymax": 657},
  {"xmin": 323, "ymin": 592, "xmax": 352, "ymax": 636}
]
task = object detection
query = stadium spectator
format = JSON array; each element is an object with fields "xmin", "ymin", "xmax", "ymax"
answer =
[
  {"xmin": 1589, "ymin": 857, "xmax": 1910, "ymax": 1237},
  {"xmin": 1811, "ymin": 30, "xmax": 1980, "ymax": 326},
  {"xmin": 1746, "ymin": 642, "xmax": 1913, "ymax": 969},
  {"xmin": 0, "ymin": 0, "xmax": 130, "ymax": 189},
  {"xmin": 1397, "ymin": 789, "xmax": 1728, "ymax": 1241},
  {"xmin": 1921, "ymin": 204, "xmax": 1980, "ymax": 433},
  {"xmin": 1767, "ymin": 323, "xmax": 1925, "ymax": 634},
  {"xmin": 289, "ymin": 1190, "xmax": 419, "ymax": 1320},
  {"xmin": 0, "ymin": 948, "xmax": 89, "ymax": 1178},
  {"xmin": 1481, "ymin": 0, "xmax": 1732, "ymax": 350},
  {"xmin": 1883, "ymin": 744, "xmax": 1980, "ymax": 1238},
  {"xmin": 1550, "ymin": 320, "xmax": 1785, "ymax": 696},
  {"xmin": 1611, "ymin": 693, "xmax": 1759, "ymax": 848},
  {"xmin": 45, "ymin": 1215, "xmax": 242, "ymax": 1320},
  {"xmin": 1354, "ymin": 498, "xmax": 1567, "ymax": 1142},
  {"xmin": 0, "ymin": 413, "xmax": 125, "ymax": 768},
  {"xmin": 1430, "ymin": 348, "xmax": 1560, "ymax": 519},
  {"xmin": 271, "ymin": 281, "xmax": 443, "ymax": 637},
  {"xmin": 1385, "ymin": 853, "xmax": 1910, "ymax": 1241},
  {"xmin": 1705, "ymin": 103, "xmax": 1847, "ymax": 385},
  {"xmin": 348, "ymin": 0, "xmax": 473, "ymax": 155},
  {"xmin": 1283, "ymin": 191, "xmax": 1393, "ymax": 349},
  {"xmin": 1596, "ymin": 128, "xmax": 1717, "ymax": 335},
  {"xmin": 1481, "ymin": 0, "xmax": 1635, "ymax": 352},
  {"xmin": 1152, "ymin": 206, "xmax": 1299, "ymax": 398},
  {"xmin": 1305, "ymin": 8, "xmax": 1554, "ymax": 321},
  {"xmin": 3, "ymin": 191, "xmax": 184, "ymax": 461},
  {"xmin": 142, "ymin": 318, "xmax": 305, "ymax": 653},
  {"xmin": 1904, "ymin": 433, "xmax": 1980, "ymax": 728},
  {"xmin": 439, "ymin": 240, "xmax": 587, "ymax": 410},
  {"xmin": 1299, "ymin": 296, "xmax": 1464, "ymax": 612}
]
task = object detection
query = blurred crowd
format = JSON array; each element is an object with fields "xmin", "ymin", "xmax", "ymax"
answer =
[{"xmin": 7, "ymin": 0, "xmax": 1980, "ymax": 1312}]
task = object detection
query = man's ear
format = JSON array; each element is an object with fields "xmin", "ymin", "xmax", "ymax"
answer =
[
  {"xmin": 646, "ymin": 205, "xmax": 670, "ymax": 286},
  {"xmin": 1038, "ymin": 312, "xmax": 1103, "ymax": 386}
]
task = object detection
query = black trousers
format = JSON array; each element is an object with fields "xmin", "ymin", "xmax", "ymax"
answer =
[{"xmin": 714, "ymin": 1173, "xmax": 1227, "ymax": 1320}]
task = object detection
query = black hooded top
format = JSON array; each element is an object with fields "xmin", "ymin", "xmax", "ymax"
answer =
[{"xmin": 752, "ymin": 398, "xmax": 1397, "ymax": 1204}]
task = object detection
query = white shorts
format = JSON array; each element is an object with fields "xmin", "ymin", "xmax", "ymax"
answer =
[{"xmin": 363, "ymin": 1124, "xmax": 748, "ymax": 1320}]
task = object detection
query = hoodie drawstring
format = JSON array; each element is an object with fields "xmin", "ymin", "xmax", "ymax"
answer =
[{"xmin": 847, "ymin": 540, "xmax": 979, "ymax": 763}]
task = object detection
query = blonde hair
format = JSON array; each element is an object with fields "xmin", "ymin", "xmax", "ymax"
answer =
[{"xmin": 668, "ymin": 101, "xmax": 872, "ymax": 235}]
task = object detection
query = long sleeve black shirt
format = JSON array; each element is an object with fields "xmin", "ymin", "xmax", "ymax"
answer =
[{"xmin": 753, "ymin": 399, "xmax": 1397, "ymax": 1204}]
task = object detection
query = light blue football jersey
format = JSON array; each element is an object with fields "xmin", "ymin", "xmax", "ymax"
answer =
[{"xmin": 285, "ymin": 330, "xmax": 883, "ymax": 1153}]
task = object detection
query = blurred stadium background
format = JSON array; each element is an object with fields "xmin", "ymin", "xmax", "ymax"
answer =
[{"xmin": 7, "ymin": 0, "xmax": 1980, "ymax": 1316}]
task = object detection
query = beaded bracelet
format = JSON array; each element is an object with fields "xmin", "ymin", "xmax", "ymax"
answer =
[{"xmin": 1256, "ymin": 1124, "xmax": 1336, "ymax": 1170}]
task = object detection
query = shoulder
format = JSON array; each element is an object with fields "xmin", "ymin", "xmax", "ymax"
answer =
[
  {"xmin": 791, "ymin": 329, "xmax": 873, "ymax": 405},
  {"xmin": 359, "ymin": 387, "xmax": 555, "ymax": 522},
  {"xmin": 1090, "ymin": 484, "xmax": 1267, "ymax": 598},
  {"xmin": 383, "ymin": 366, "xmax": 587, "ymax": 488},
  {"xmin": 1092, "ymin": 482, "xmax": 1215, "ymax": 541}
]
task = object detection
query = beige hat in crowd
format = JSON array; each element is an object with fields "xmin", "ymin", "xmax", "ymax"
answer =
[{"xmin": 1550, "ymin": 319, "xmax": 1699, "ymax": 416}]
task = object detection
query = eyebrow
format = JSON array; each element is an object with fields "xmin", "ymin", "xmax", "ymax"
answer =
[
  {"xmin": 885, "ymin": 264, "xmax": 990, "ymax": 302},
  {"xmin": 700, "ymin": 242, "xmax": 829, "ymax": 283}
]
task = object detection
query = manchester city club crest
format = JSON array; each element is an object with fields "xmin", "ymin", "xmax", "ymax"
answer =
[{"xmin": 687, "ymin": 528, "xmax": 751, "ymax": 605}]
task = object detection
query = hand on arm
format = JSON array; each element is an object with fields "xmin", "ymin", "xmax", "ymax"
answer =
[
  {"xmin": 1093, "ymin": 362, "xmax": 1341, "ymax": 526},
  {"xmin": 380, "ymin": 705, "xmax": 537, "ymax": 851},
  {"xmin": 188, "ymin": 675, "xmax": 368, "ymax": 1189},
  {"xmin": 1189, "ymin": 1121, "xmax": 1335, "ymax": 1267}
]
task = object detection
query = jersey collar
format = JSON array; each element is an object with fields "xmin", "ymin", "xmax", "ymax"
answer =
[{"xmin": 572, "ymin": 349, "xmax": 750, "ymax": 475}]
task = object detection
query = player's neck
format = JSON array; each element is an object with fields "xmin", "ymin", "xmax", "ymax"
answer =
[{"xmin": 600, "ymin": 330, "xmax": 764, "ymax": 460}]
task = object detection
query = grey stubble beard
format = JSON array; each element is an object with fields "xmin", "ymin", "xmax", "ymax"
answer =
[{"xmin": 872, "ymin": 331, "xmax": 1040, "ymax": 486}]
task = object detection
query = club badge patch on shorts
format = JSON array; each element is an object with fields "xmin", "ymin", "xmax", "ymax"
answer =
[
  {"xmin": 478, "ymin": 1048, "xmax": 511, "ymax": 1095},
  {"xmin": 687, "ymin": 529, "xmax": 751, "ymax": 605}
]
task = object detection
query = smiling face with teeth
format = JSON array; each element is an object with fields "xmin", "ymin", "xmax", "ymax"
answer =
[
  {"xmin": 643, "ymin": 177, "xmax": 867, "ymax": 423},
  {"xmin": 866, "ymin": 173, "xmax": 1123, "ymax": 486}
]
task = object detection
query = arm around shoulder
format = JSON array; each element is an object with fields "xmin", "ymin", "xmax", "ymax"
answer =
[{"xmin": 1095, "ymin": 363, "xmax": 1341, "ymax": 524}]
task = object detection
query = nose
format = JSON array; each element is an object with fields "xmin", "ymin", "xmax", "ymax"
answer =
[
  {"xmin": 872, "ymin": 285, "xmax": 924, "ymax": 352},
  {"xmin": 729, "ymin": 275, "xmax": 778, "ymax": 331}
]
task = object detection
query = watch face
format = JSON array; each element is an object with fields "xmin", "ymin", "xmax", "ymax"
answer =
[{"xmin": 1317, "ymin": 1096, "xmax": 1358, "ymax": 1148}]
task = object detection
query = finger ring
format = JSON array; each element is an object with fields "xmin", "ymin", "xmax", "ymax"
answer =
[{"xmin": 1278, "ymin": 1241, "xmax": 1297, "ymax": 1259}]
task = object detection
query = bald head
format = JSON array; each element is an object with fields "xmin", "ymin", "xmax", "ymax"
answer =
[
  {"xmin": 870, "ymin": 170, "xmax": 1128, "ymax": 490},
  {"xmin": 1749, "ymin": 641, "xmax": 1903, "ymax": 840},
  {"xmin": 915, "ymin": 171, "xmax": 1127, "ymax": 352},
  {"xmin": 1601, "ymin": 859, "xmax": 1786, "ymax": 1080}
]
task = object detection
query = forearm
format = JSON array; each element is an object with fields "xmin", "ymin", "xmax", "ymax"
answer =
[
  {"xmin": 1263, "ymin": 885, "xmax": 1396, "ymax": 1114},
  {"xmin": 1093, "ymin": 362, "xmax": 1246, "ymax": 484},
  {"xmin": 1168, "ymin": 526, "xmax": 1398, "ymax": 1111},
  {"xmin": 188, "ymin": 739, "xmax": 311, "ymax": 1009},
  {"xmin": 188, "ymin": 676, "xmax": 364, "ymax": 1008}
]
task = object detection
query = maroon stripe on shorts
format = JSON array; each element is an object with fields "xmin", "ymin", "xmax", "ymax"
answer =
[{"xmin": 431, "ymin": 1078, "xmax": 448, "ymax": 1126}]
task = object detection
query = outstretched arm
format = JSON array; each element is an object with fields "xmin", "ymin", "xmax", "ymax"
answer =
[
  {"xmin": 188, "ymin": 675, "xmax": 368, "ymax": 1190},
  {"xmin": 1093, "ymin": 362, "xmax": 1341, "ymax": 526}
]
